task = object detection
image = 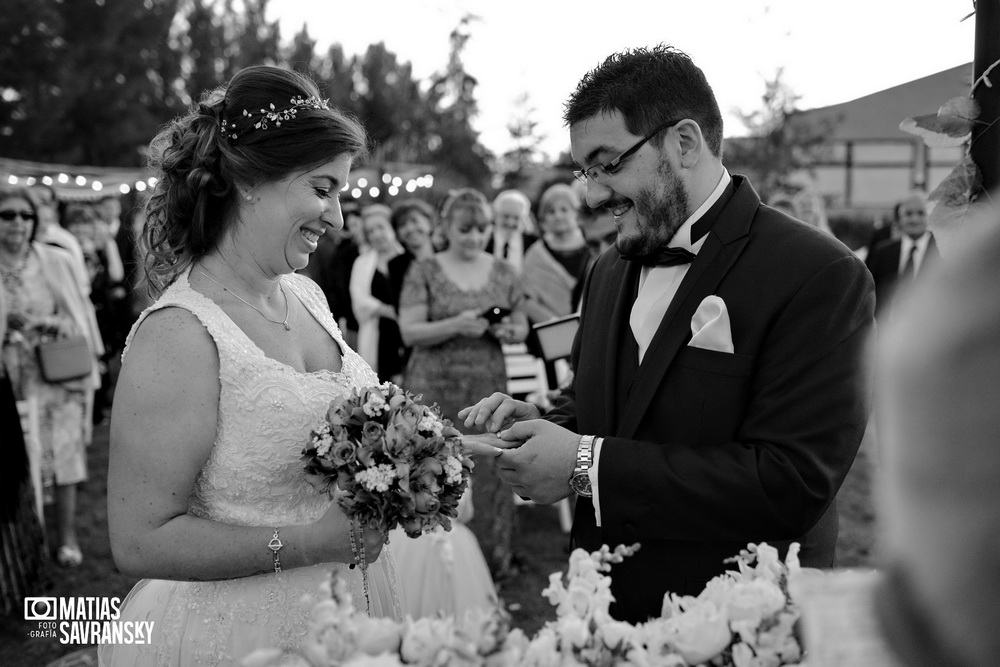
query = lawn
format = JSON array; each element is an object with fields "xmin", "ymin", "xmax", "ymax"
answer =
[{"xmin": 0, "ymin": 424, "xmax": 879, "ymax": 666}]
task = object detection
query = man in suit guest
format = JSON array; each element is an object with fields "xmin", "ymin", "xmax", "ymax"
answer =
[
  {"xmin": 461, "ymin": 44, "xmax": 875, "ymax": 623},
  {"xmin": 865, "ymin": 193, "xmax": 940, "ymax": 319},
  {"xmin": 488, "ymin": 189, "xmax": 538, "ymax": 272}
]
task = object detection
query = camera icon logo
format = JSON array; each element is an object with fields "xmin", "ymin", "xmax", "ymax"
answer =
[{"xmin": 24, "ymin": 597, "xmax": 58, "ymax": 621}]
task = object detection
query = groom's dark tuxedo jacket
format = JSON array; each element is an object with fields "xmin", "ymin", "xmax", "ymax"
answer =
[{"xmin": 546, "ymin": 175, "xmax": 875, "ymax": 623}]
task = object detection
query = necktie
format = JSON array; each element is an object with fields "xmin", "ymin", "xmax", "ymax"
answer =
[
  {"xmin": 902, "ymin": 245, "xmax": 917, "ymax": 280},
  {"xmin": 502, "ymin": 241, "xmax": 509, "ymax": 260},
  {"xmin": 630, "ymin": 246, "xmax": 696, "ymax": 267}
]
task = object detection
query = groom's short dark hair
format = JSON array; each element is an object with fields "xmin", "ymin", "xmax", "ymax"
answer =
[{"xmin": 563, "ymin": 44, "xmax": 725, "ymax": 158}]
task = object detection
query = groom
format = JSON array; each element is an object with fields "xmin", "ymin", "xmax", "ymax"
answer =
[{"xmin": 461, "ymin": 45, "xmax": 875, "ymax": 623}]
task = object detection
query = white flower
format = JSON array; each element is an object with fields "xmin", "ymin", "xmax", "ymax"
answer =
[
  {"xmin": 399, "ymin": 616, "xmax": 455, "ymax": 664},
  {"xmin": 660, "ymin": 601, "xmax": 730, "ymax": 664},
  {"xmin": 444, "ymin": 456, "xmax": 463, "ymax": 485},
  {"xmin": 554, "ymin": 615, "xmax": 590, "ymax": 649},
  {"xmin": 354, "ymin": 464, "xmax": 397, "ymax": 492},
  {"xmin": 353, "ymin": 616, "xmax": 403, "ymax": 656},
  {"xmin": 597, "ymin": 619, "xmax": 635, "ymax": 651},
  {"xmin": 417, "ymin": 413, "xmax": 443, "ymax": 436},
  {"xmin": 315, "ymin": 434, "xmax": 333, "ymax": 457},
  {"xmin": 363, "ymin": 395, "xmax": 388, "ymax": 417}
]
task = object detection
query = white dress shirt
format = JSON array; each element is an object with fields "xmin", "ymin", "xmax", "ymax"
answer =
[
  {"xmin": 589, "ymin": 171, "xmax": 732, "ymax": 526},
  {"xmin": 493, "ymin": 232, "xmax": 525, "ymax": 271}
]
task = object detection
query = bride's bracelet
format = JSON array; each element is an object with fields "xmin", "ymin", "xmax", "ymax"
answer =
[{"xmin": 268, "ymin": 527, "xmax": 283, "ymax": 573}]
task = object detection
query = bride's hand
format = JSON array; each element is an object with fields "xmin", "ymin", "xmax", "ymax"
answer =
[{"xmin": 313, "ymin": 499, "xmax": 387, "ymax": 566}]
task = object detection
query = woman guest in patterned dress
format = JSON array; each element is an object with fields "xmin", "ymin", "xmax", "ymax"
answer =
[
  {"xmin": 0, "ymin": 186, "xmax": 103, "ymax": 569},
  {"xmin": 399, "ymin": 188, "xmax": 529, "ymax": 578}
]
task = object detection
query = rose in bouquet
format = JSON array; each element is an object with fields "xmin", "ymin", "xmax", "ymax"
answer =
[{"xmin": 303, "ymin": 382, "xmax": 473, "ymax": 538}]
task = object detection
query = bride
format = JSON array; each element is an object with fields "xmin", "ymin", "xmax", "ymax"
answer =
[{"xmin": 101, "ymin": 66, "xmax": 402, "ymax": 666}]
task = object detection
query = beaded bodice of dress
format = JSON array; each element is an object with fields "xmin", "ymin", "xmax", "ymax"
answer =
[{"xmin": 123, "ymin": 268, "xmax": 379, "ymax": 526}]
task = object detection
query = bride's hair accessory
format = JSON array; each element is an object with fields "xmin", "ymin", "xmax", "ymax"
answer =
[{"xmin": 221, "ymin": 95, "xmax": 330, "ymax": 140}]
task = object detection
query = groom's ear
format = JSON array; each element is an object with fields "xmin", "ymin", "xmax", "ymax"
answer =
[{"xmin": 673, "ymin": 120, "xmax": 705, "ymax": 169}]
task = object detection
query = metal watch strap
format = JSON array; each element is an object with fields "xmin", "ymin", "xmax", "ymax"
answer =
[{"xmin": 576, "ymin": 435, "xmax": 595, "ymax": 472}]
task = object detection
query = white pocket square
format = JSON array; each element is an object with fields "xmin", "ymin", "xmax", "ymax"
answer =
[{"xmin": 688, "ymin": 295, "xmax": 734, "ymax": 353}]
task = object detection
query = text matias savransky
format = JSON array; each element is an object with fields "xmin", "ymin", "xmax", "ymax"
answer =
[{"xmin": 24, "ymin": 596, "xmax": 154, "ymax": 645}]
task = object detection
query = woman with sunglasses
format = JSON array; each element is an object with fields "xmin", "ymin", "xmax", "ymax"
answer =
[{"xmin": 0, "ymin": 186, "xmax": 104, "ymax": 569}]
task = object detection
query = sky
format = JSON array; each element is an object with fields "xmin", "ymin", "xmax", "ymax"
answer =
[{"xmin": 266, "ymin": 0, "xmax": 977, "ymax": 161}]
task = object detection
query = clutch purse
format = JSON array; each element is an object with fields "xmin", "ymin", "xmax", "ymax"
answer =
[{"xmin": 35, "ymin": 335, "xmax": 93, "ymax": 383}]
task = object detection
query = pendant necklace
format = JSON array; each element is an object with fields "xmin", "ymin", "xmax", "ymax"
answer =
[{"xmin": 198, "ymin": 268, "xmax": 291, "ymax": 331}]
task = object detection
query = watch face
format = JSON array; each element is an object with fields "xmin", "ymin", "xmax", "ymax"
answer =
[{"xmin": 570, "ymin": 472, "xmax": 592, "ymax": 497}]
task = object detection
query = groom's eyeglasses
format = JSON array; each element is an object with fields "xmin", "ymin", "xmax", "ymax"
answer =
[{"xmin": 573, "ymin": 119, "xmax": 684, "ymax": 185}]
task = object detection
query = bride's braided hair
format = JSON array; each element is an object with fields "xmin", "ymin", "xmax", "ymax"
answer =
[{"xmin": 142, "ymin": 65, "xmax": 368, "ymax": 295}]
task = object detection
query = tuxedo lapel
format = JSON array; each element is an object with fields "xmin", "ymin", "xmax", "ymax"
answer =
[
  {"xmin": 616, "ymin": 176, "xmax": 758, "ymax": 439},
  {"xmin": 606, "ymin": 257, "xmax": 641, "ymax": 430}
]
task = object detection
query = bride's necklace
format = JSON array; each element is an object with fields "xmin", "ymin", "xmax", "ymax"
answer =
[{"xmin": 198, "ymin": 268, "xmax": 291, "ymax": 331}]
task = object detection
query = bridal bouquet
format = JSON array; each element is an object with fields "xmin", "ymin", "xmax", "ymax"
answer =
[
  {"xmin": 302, "ymin": 382, "xmax": 473, "ymax": 538},
  {"xmin": 244, "ymin": 542, "xmax": 804, "ymax": 667}
]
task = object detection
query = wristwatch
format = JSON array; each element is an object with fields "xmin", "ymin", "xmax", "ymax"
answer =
[{"xmin": 569, "ymin": 435, "xmax": 594, "ymax": 497}]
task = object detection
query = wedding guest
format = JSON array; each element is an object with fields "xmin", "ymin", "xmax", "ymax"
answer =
[
  {"xmin": 103, "ymin": 65, "xmax": 401, "ymax": 666},
  {"xmin": 488, "ymin": 189, "xmax": 538, "ymax": 272},
  {"xmin": 0, "ymin": 186, "xmax": 103, "ymax": 569},
  {"xmin": 329, "ymin": 203, "xmax": 365, "ymax": 349},
  {"xmin": 875, "ymin": 202, "xmax": 1000, "ymax": 667},
  {"xmin": 29, "ymin": 184, "xmax": 90, "ymax": 297},
  {"xmin": 399, "ymin": 187, "xmax": 529, "ymax": 578},
  {"xmin": 865, "ymin": 192, "xmax": 941, "ymax": 320},
  {"xmin": 523, "ymin": 183, "xmax": 594, "ymax": 323},
  {"xmin": 0, "ymin": 283, "xmax": 51, "ymax": 615},
  {"xmin": 63, "ymin": 202, "xmax": 125, "ymax": 423},
  {"xmin": 461, "ymin": 44, "xmax": 874, "ymax": 623},
  {"xmin": 387, "ymin": 198, "xmax": 437, "ymax": 303},
  {"xmin": 350, "ymin": 204, "xmax": 405, "ymax": 382}
]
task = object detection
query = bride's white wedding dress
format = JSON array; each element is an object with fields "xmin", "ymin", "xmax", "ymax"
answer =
[{"xmin": 100, "ymin": 269, "xmax": 403, "ymax": 667}]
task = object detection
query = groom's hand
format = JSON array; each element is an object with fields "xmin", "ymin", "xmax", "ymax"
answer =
[
  {"xmin": 493, "ymin": 419, "xmax": 578, "ymax": 505},
  {"xmin": 459, "ymin": 392, "xmax": 541, "ymax": 433}
]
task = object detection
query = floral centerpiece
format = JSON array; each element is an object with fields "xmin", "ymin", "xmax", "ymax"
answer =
[{"xmin": 244, "ymin": 541, "xmax": 804, "ymax": 667}]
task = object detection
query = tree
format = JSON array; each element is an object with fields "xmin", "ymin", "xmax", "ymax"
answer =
[
  {"xmin": 1, "ymin": 0, "xmax": 186, "ymax": 166},
  {"xmin": 422, "ymin": 14, "xmax": 493, "ymax": 191},
  {"xmin": 725, "ymin": 69, "xmax": 829, "ymax": 201},
  {"xmin": 497, "ymin": 92, "xmax": 547, "ymax": 190}
]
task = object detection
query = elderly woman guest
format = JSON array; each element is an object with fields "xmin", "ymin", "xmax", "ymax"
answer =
[
  {"xmin": 103, "ymin": 66, "xmax": 401, "ymax": 666},
  {"xmin": 0, "ymin": 186, "xmax": 104, "ymax": 569},
  {"xmin": 399, "ymin": 188, "xmax": 529, "ymax": 578},
  {"xmin": 522, "ymin": 183, "xmax": 593, "ymax": 325},
  {"xmin": 350, "ymin": 204, "xmax": 405, "ymax": 382}
]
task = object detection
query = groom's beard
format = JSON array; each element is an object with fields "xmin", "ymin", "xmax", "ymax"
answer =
[{"xmin": 615, "ymin": 158, "xmax": 690, "ymax": 259}]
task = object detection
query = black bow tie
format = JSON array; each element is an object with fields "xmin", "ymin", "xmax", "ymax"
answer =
[{"xmin": 631, "ymin": 246, "xmax": 697, "ymax": 267}]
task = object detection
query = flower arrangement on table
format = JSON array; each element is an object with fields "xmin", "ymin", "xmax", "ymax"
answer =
[
  {"xmin": 301, "ymin": 382, "xmax": 473, "ymax": 612},
  {"xmin": 243, "ymin": 541, "xmax": 804, "ymax": 667}
]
